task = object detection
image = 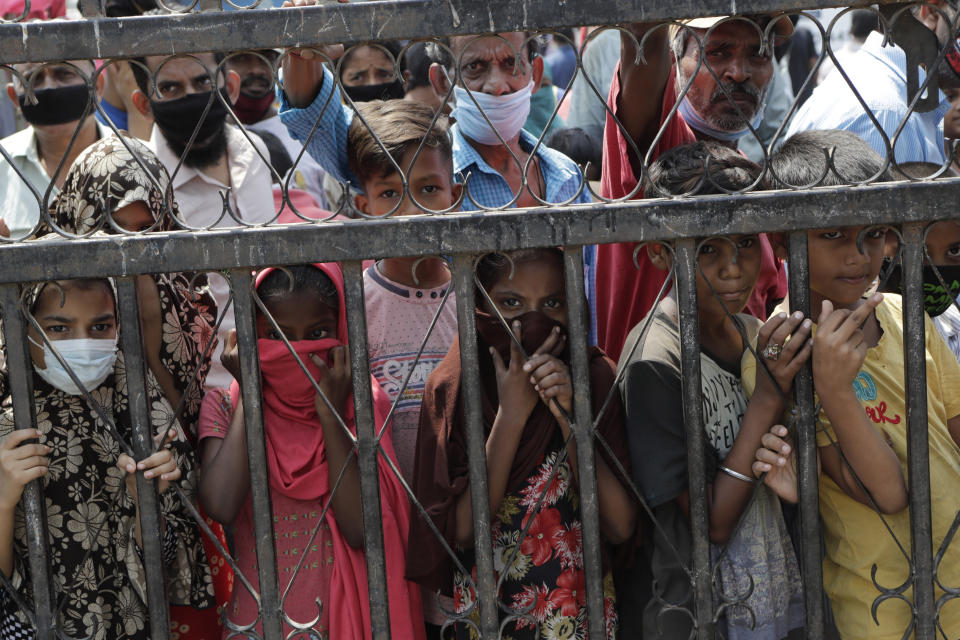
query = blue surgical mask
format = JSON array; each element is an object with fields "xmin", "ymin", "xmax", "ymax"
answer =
[
  {"xmin": 29, "ymin": 336, "xmax": 117, "ymax": 395},
  {"xmin": 451, "ymin": 81, "xmax": 533, "ymax": 145},
  {"xmin": 676, "ymin": 93, "xmax": 766, "ymax": 143}
]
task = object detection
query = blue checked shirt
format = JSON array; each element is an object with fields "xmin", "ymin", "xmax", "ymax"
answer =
[
  {"xmin": 786, "ymin": 31, "xmax": 949, "ymax": 164},
  {"xmin": 278, "ymin": 67, "xmax": 599, "ymax": 341}
]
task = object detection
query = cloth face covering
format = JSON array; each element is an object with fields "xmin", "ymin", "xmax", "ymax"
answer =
[
  {"xmin": 18, "ymin": 84, "xmax": 91, "ymax": 126},
  {"xmin": 676, "ymin": 92, "xmax": 766, "ymax": 143},
  {"xmin": 29, "ymin": 336, "xmax": 118, "ymax": 395},
  {"xmin": 881, "ymin": 259, "xmax": 960, "ymax": 317},
  {"xmin": 233, "ymin": 92, "xmax": 275, "ymax": 124},
  {"xmin": 451, "ymin": 80, "xmax": 534, "ymax": 145},
  {"xmin": 342, "ymin": 80, "xmax": 406, "ymax": 103},
  {"xmin": 150, "ymin": 89, "xmax": 231, "ymax": 146}
]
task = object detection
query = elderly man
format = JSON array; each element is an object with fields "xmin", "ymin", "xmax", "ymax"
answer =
[
  {"xmin": 592, "ymin": 16, "xmax": 793, "ymax": 361},
  {"xmin": 1, "ymin": 61, "xmax": 106, "ymax": 238},
  {"xmin": 278, "ymin": 31, "xmax": 590, "ymax": 211}
]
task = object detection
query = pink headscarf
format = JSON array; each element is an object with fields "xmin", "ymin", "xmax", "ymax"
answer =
[{"xmin": 229, "ymin": 262, "xmax": 425, "ymax": 640}]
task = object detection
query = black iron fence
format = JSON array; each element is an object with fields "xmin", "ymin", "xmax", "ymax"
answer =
[{"xmin": 1, "ymin": 1, "xmax": 959, "ymax": 639}]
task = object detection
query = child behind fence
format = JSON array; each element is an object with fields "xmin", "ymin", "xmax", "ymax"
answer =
[
  {"xmin": 751, "ymin": 129, "xmax": 960, "ymax": 640},
  {"xmin": 408, "ymin": 247, "xmax": 637, "ymax": 639},
  {"xmin": 197, "ymin": 262, "xmax": 424, "ymax": 640},
  {"xmin": 346, "ymin": 99, "xmax": 462, "ymax": 637},
  {"xmin": 617, "ymin": 142, "xmax": 806, "ymax": 640},
  {"xmin": 0, "ymin": 275, "xmax": 214, "ymax": 638}
]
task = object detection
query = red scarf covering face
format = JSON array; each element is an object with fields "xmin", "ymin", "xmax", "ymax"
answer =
[{"xmin": 229, "ymin": 262, "xmax": 425, "ymax": 640}]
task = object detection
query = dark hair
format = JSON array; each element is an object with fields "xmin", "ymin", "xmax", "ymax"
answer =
[
  {"xmin": 340, "ymin": 41, "xmax": 404, "ymax": 80},
  {"xmin": 131, "ymin": 47, "xmax": 226, "ymax": 96},
  {"xmin": 769, "ymin": 129, "xmax": 891, "ymax": 187},
  {"xmin": 403, "ymin": 42, "xmax": 434, "ymax": 91},
  {"xmin": 890, "ymin": 161, "xmax": 959, "ymax": 179},
  {"xmin": 646, "ymin": 141, "xmax": 765, "ymax": 195},
  {"xmin": 347, "ymin": 99, "xmax": 452, "ymax": 184},
  {"xmin": 849, "ymin": 10, "xmax": 879, "ymax": 40},
  {"xmin": 475, "ymin": 248, "xmax": 563, "ymax": 292},
  {"xmin": 253, "ymin": 131, "xmax": 293, "ymax": 185},
  {"xmin": 545, "ymin": 127, "xmax": 602, "ymax": 181},
  {"xmin": 258, "ymin": 265, "xmax": 339, "ymax": 312}
]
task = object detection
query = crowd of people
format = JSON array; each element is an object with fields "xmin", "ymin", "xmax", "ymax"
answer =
[{"xmin": 1, "ymin": 1, "xmax": 960, "ymax": 639}]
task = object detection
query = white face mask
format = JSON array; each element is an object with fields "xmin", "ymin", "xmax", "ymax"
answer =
[
  {"xmin": 451, "ymin": 81, "xmax": 534, "ymax": 145},
  {"xmin": 29, "ymin": 336, "xmax": 118, "ymax": 395}
]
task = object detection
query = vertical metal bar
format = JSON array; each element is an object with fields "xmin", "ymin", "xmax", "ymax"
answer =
[
  {"xmin": 0, "ymin": 284, "xmax": 55, "ymax": 640},
  {"xmin": 341, "ymin": 260, "xmax": 392, "ymax": 640},
  {"xmin": 561, "ymin": 246, "xmax": 606, "ymax": 639},
  {"xmin": 787, "ymin": 231, "xmax": 826, "ymax": 640},
  {"xmin": 451, "ymin": 253, "xmax": 500, "ymax": 638},
  {"xmin": 115, "ymin": 277, "xmax": 170, "ymax": 638},
  {"xmin": 899, "ymin": 223, "xmax": 935, "ymax": 640},
  {"xmin": 228, "ymin": 269, "xmax": 283, "ymax": 640},
  {"xmin": 674, "ymin": 238, "xmax": 713, "ymax": 640}
]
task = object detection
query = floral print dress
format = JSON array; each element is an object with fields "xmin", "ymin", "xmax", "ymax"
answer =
[
  {"xmin": 452, "ymin": 432, "xmax": 617, "ymax": 640},
  {"xmin": 0, "ymin": 363, "xmax": 215, "ymax": 639}
]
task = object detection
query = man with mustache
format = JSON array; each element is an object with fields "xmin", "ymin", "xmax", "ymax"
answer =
[
  {"xmin": 787, "ymin": 1, "xmax": 959, "ymax": 164},
  {"xmin": 225, "ymin": 49, "xmax": 329, "ymax": 208},
  {"xmin": 590, "ymin": 16, "xmax": 793, "ymax": 363}
]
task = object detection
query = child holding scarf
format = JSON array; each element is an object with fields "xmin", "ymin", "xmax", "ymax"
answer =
[{"xmin": 198, "ymin": 263, "xmax": 424, "ymax": 640}]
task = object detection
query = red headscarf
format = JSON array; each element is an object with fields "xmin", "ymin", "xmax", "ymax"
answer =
[{"xmin": 230, "ymin": 262, "xmax": 425, "ymax": 640}]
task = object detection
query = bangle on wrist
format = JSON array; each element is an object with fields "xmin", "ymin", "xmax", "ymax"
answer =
[{"xmin": 719, "ymin": 465, "xmax": 756, "ymax": 484}]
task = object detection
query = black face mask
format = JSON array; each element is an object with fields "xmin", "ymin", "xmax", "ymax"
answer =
[
  {"xmin": 18, "ymin": 84, "xmax": 91, "ymax": 126},
  {"xmin": 880, "ymin": 258, "xmax": 960, "ymax": 317},
  {"xmin": 341, "ymin": 80, "xmax": 405, "ymax": 103},
  {"xmin": 150, "ymin": 89, "xmax": 231, "ymax": 147}
]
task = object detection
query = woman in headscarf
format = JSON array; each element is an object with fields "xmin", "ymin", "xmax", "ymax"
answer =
[
  {"xmin": 36, "ymin": 134, "xmax": 231, "ymax": 638},
  {"xmin": 0, "ymin": 274, "xmax": 215, "ymax": 638}
]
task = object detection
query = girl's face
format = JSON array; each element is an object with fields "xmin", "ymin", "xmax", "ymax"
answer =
[
  {"xmin": 484, "ymin": 255, "xmax": 567, "ymax": 327},
  {"xmin": 112, "ymin": 201, "xmax": 156, "ymax": 232},
  {"xmin": 257, "ymin": 291, "xmax": 338, "ymax": 342},
  {"xmin": 27, "ymin": 280, "xmax": 117, "ymax": 368}
]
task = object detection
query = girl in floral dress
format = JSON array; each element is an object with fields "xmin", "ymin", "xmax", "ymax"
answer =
[
  {"xmin": 408, "ymin": 248, "xmax": 637, "ymax": 639},
  {"xmin": 0, "ymin": 276, "xmax": 214, "ymax": 638},
  {"xmin": 44, "ymin": 135, "xmax": 232, "ymax": 639}
]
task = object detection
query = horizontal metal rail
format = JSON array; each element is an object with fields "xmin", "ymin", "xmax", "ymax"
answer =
[
  {"xmin": 0, "ymin": 179, "xmax": 957, "ymax": 283},
  {"xmin": 0, "ymin": 0, "xmax": 881, "ymax": 64}
]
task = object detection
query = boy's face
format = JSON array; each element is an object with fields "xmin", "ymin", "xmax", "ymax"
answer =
[
  {"xmin": 807, "ymin": 226, "xmax": 887, "ymax": 309},
  {"xmin": 27, "ymin": 281, "xmax": 117, "ymax": 369},
  {"xmin": 695, "ymin": 234, "xmax": 763, "ymax": 318},
  {"xmin": 925, "ymin": 221, "xmax": 960, "ymax": 265},
  {"xmin": 355, "ymin": 146, "xmax": 461, "ymax": 216}
]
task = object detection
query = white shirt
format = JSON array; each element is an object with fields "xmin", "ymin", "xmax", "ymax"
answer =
[
  {"xmin": 0, "ymin": 121, "xmax": 107, "ymax": 239},
  {"xmin": 149, "ymin": 123, "xmax": 275, "ymax": 390},
  {"xmin": 248, "ymin": 115, "xmax": 329, "ymax": 209},
  {"xmin": 934, "ymin": 304, "xmax": 960, "ymax": 364}
]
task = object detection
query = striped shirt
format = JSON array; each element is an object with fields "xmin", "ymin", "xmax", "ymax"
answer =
[{"xmin": 786, "ymin": 31, "xmax": 949, "ymax": 164}]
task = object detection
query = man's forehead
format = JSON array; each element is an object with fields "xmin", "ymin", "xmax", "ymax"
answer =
[
  {"xmin": 14, "ymin": 60, "xmax": 91, "ymax": 75},
  {"xmin": 148, "ymin": 54, "xmax": 217, "ymax": 78},
  {"xmin": 452, "ymin": 33, "xmax": 528, "ymax": 60},
  {"xmin": 696, "ymin": 21, "xmax": 766, "ymax": 47}
]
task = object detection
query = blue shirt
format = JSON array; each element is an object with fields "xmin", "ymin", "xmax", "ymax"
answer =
[
  {"xmin": 278, "ymin": 68, "xmax": 598, "ymax": 341},
  {"xmin": 277, "ymin": 66, "xmax": 591, "ymax": 209},
  {"xmin": 786, "ymin": 31, "xmax": 949, "ymax": 164}
]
